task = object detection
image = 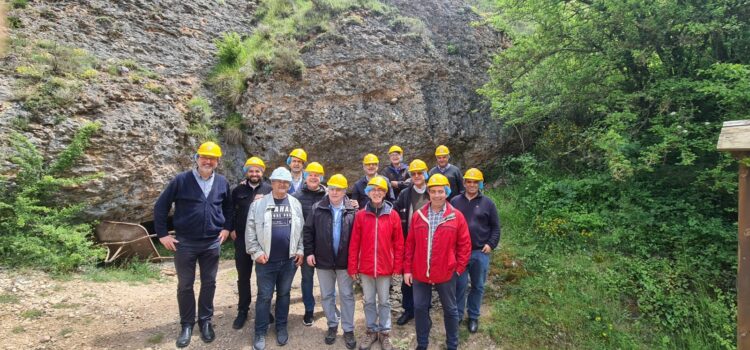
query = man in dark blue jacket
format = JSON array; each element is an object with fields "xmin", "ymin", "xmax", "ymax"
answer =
[
  {"xmin": 429, "ymin": 145, "xmax": 464, "ymax": 201},
  {"xmin": 292, "ymin": 161, "xmax": 327, "ymax": 326},
  {"xmin": 450, "ymin": 168, "xmax": 501, "ymax": 334},
  {"xmin": 381, "ymin": 145, "xmax": 410, "ymax": 199},
  {"xmin": 229, "ymin": 157, "xmax": 271, "ymax": 330},
  {"xmin": 154, "ymin": 142, "xmax": 233, "ymax": 348},
  {"xmin": 351, "ymin": 153, "xmax": 395, "ymax": 209}
]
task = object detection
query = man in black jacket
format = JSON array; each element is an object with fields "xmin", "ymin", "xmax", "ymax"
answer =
[
  {"xmin": 303, "ymin": 174, "xmax": 358, "ymax": 349},
  {"xmin": 393, "ymin": 159, "xmax": 431, "ymax": 326},
  {"xmin": 429, "ymin": 145, "xmax": 464, "ymax": 200},
  {"xmin": 229, "ymin": 157, "xmax": 272, "ymax": 330},
  {"xmin": 292, "ymin": 161, "xmax": 327, "ymax": 326}
]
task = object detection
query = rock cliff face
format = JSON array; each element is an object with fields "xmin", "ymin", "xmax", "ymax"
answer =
[{"xmin": 0, "ymin": 0, "xmax": 506, "ymax": 222}]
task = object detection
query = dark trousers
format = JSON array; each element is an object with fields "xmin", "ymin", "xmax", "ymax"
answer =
[
  {"xmin": 413, "ymin": 274, "xmax": 459, "ymax": 350},
  {"xmin": 401, "ymin": 280, "xmax": 414, "ymax": 315},
  {"xmin": 301, "ymin": 263, "xmax": 315, "ymax": 312},
  {"xmin": 174, "ymin": 239, "xmax": 221, "ymax": 326},
  {"xmin": 254, "ymin": 258, "xmax": 297, "ymax": 335},
  {"xmin": 234, "ymin": 239, "xmax": 254, "ymax": 313}
]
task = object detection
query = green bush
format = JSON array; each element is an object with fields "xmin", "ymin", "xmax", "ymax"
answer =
[
  {"xmin": 223, "ymin": 112, "xmax": 244, "ymax": 145},
  {"xmin": 187, "ymin": 96, "xmax": 214, "ymax": 124},
  {"xmin": 215, "ymin": 32, "xmax": 246, "ymax": 67},
  {"xmin": 0, "ymin": 122, "xmax": 105, "ymax": 273},
  {"xmin": 11, "ymin": 0, "xmax": 28, "ymax": 9}
]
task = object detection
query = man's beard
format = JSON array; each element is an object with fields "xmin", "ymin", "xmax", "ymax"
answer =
[{"xmin": 247, "ymin": 175, "xmax": 262, "ymax": 184}]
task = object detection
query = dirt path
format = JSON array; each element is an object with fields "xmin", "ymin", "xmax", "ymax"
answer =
[{"xmin": 1, "ymin": 261, "xmax": 499, "ymax": 349}]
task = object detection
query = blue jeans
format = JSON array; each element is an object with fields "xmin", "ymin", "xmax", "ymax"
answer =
[
  {"xmin": 413, "ymin": 274, "xmax": 459, "ymax": 350},
  {"xmin": 456, "ymin": 250, "xmax": 490, "ymax": 320},
  {"xmin": 254, "ymin": 258, "xmax": 297, "ymax": 335},
  {"xmin": 301, "ymin": 262, "xmax": 315, "ymax": 312},
  {"xmin": 174, "ymin": 238, "xmax": 220, "ymax": 326}
]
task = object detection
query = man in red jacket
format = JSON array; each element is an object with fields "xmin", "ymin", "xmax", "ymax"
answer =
[{"xmin": 404, "ymin": 173, "xmax": 471, "ymax": 350}]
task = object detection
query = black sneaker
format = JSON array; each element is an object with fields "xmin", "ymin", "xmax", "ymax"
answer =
[
  {"xmin": 303, "ymin": 310, "xmax": 314, "ymax": 326},
  {"xmin": 232, "ymin": 311, "xmax": 248, "ymax": 329},
  {"xmin": 325, "ymin": 327, "xmax": 337, "ymax": 345},
  {"xmin": 343, "ymin": 331, "xmax": 357, "ymax": 349}
]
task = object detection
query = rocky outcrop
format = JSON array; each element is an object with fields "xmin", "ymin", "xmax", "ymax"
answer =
[{"xmin": 0, "ymin": 0, "xmax": 506, "ymax": 222}]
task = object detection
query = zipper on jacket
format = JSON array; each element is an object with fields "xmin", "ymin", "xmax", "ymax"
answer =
[{"xmin": 374, "ymin": 211, "xmax": 379, "ymax": 278}]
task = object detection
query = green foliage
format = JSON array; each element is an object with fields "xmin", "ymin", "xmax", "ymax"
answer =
[
  {"xmin": 187, "ymin": 96, "xmax": 214, "ymax": 124},
  {"xmin": 187, "ymin": 123, "xmax": 219, "ymax": 143},
  {"xmin": 11, "ymin": 40, "xmax": 97, "ymax": 114},
  {"xmin": 82, "ymin": 260, "xmax": 161, "ymax": 283},
  {"xmin": 7, "ymin": 15, "xmax": 23, "ymax": 29},
  {"xmin": 0, "ymin": 122, "xmax": 105, "ymax": 272},
  {"xmin": 486, "ymin": 186, "xmax": 735, "ymax": 349},
  {"xmin": 11, "ymin": 0, "xmax": 28, "ymax": 9},
  {"xmin": 20, "ymin": 309, "xmax": 43, "ymax": 319},
  {"xmin": 480, "ymin": 1, "xmax": 746, "ymax": 345},
  {"xmin": 223, "ymin": 112, "xmax": 245, "ymax": 145}
]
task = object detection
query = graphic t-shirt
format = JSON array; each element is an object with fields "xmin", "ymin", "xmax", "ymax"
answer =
[{"xmin": 269, "ymin": 197, "xmax": 292, "ymax": 262}]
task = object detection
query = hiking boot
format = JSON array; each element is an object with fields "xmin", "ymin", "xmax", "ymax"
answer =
[
  {"xmin": 303, "ymin": 310, "xmax": 314, "ymax": 326},
  {"xmin": 379, "ymin": 332, "xmax": 393, "ymax": 350},
  {"xmin": 325, "ymin": 326, "xmax": 337, "ymax": 345},
  {"xmin": 232, "ymin": 311, "xmax": 248, "ymax": 329},
  {"xmin": 468, "ymin": 318, "xmax": 479, "ymax": 333},
  {"xmin": 343, "ymin": 331, "xmax": 357, "ymax": 349},
  {"xmin": 358, "ymin": 329, "xmax": 378, "ymax": 350}
]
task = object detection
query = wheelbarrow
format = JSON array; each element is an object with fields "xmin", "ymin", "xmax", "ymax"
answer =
[{"xmin": 94, "ymin": 220, "xmax": 173, "ymax": 263}]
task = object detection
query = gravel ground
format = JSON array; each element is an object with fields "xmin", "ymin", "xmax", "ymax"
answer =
[{"xmin": 0, "ymin": 261, "xmax": 500, "ymax": 349}]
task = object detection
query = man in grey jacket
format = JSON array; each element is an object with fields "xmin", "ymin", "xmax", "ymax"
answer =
[{"xmin": 246, "ymin": 167, "xmax": 305, "ymax": 350}]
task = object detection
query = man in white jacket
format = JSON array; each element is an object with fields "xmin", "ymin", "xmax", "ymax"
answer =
[{"xmin": 246, "ymin": 167, "xmax": 305, "ymax": 350}]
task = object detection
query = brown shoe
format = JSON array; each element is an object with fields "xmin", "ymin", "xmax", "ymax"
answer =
[
  {"xmin": 358, "ymin": 329, "xmax": 378, "ymax": 350},
  {"xmin": 378, "ymin": 332, "xmax": 393, "ymax": 350}
]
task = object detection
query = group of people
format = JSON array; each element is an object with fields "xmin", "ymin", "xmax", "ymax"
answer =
[{"xmin": 153, "ymin": 142, "xmax": 501, "ymax": 350}]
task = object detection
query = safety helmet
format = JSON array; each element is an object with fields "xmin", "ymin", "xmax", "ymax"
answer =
[
  {"xmin": 362, "ymin": 153, "xmax": 379, "ymax": 165},
  {"xmin": 197, "ymin": 141, "xmax": 222, "ymax": 158},
  {"xmin": 434, "ymin": 145, "xmax": 450, "ymax": 157},
  {"xmin": 388, "ymin": 145, "xmax": 403, "ymax": 154},
  {"xmin": 269, "ymin": 167, "xmax": 293, "ymax": 182},
  {"xmin": 287, "ymin": 148, "xmax": 308, "ymax": 164},
  {"xmin": 243, "ymin": 157, "xmax": 266, "ymax": 172},
  {"xmin": 367, "ymin": 176, "xmax": 388, "ymax": 191},
  {"xmin": 408, "ymin": 159, "xmax": 428, "ymax": 172},
  {"xmin": 427, "ymin": 173, "xmax": 449, "ymax": 187},
  {"xmin": 327, "ymin": 174, "xmax": 348, "ymax": 189},
  {"xmin": 463, "ymin": 168, "xmax": 484, "ymax": 181},
  {"xmin": 305, "ymin": 162, "xmax": 324, "ymax": 175}
]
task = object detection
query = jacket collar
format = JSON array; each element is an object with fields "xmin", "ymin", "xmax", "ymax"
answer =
[
  {"xmin": 365, "ymin": 200, "xmax": 393, "ymax": 216},
  {"xmin": 318, "ymin": 195, "xmax": 355, "ymax": 211}
]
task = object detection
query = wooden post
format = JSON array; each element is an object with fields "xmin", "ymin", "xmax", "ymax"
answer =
[{"xmin": 717, "ymin": 120, "xmax": 750, "ymax": 349}]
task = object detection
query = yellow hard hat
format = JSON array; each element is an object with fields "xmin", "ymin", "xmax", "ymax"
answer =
[
  {"xmin": 305, "ymin": 161, "xmax": 324, "ymax": 175},
  {"xmin": 367, "ymin": 176, "xmax": 388, "ymax": 191},
  {"xmin": 288, "ymin": 148, "xmax": 308, "ymax": 162},
  {"xmin": 244, "ymin": 157, "xmax": 266, "ymax": 171},
  {"xmin": 388, "ymin": 145, "xmax": 403, "ymax": 154},
  {"xmin": 427, "ymin": 173, "xmax": 450, "ymax": 187},
  {"xmin": 197, "ymin": 141, "xmax": 222, "ymax": 158},
  {"xmin": 435, "ymin": 145, "xmax": 450, "ymax": 157},
  {"xmin": 408, "ymin": 159, "xmax": 428, "ymax": 172},
  {"xmin": 327, "ymin": 174, "xmax": 348, "ymax": 189},
  {"xmin": 464, "ymin": 168, "xmax": 484, "ymax": 181},
  {"xmin": 363, "ymin": 153, "xmax": 379, "ymax": 165}
]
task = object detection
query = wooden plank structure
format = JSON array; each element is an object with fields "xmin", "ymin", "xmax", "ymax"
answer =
[{"xmin": 717, "ymin": 119, "xmax": 750, "ymax": 349}]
